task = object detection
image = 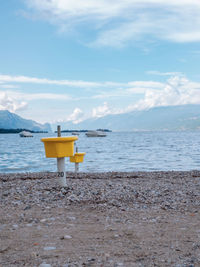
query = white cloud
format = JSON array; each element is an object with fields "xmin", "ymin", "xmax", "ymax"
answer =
[
  {"xmin": 1, "ymin": 74, "xmax": 164, "ymax": 93},
  {"xmin": 20, "ymin": 93, "xmax": 70, "ymax": 101},
  {"xmin": 3, "ymin": 90, "xmax": 71, "ymax": 101},
  {"xmin": 130, "ymin": 76, "xmax": 200, "ymax": 110},
  {"xmin": 0, "ymin": 84, "xmax": 19, "ymax": 89},
  {"xmin": 147, "ymin": 71, "xmax": 182, "ymax": 76},
  {"xmin": 92, "ymin": 102, "xmax": 113, "ymax": 118},
  {"xmin": 127, "ymin": 81, "xmax": 164, "ymax": 94},
  {"xmin": 1, "ymin": 73, "xmax": 200, "ymax": 121},
  {"xmin": 23, "ymin": 0, "xmax": 200, "ymax": 47},
  {"xmin": 0, "ymin": 74, "xmax": 101, "ymax": 88},
  {"xmin": 0, "ymin": 74, "xmax": 165, "ymax": 93},
  {"xmin": 0, "ymin": 92, "xmax": 27, "ymax": 112},
  {"xmin": 66, "ymin": 108, "xmax": 84, "ymax": 124},
  {"xmin": 0, "ymin": 90, "xmax": 71, "ymax": 114}
]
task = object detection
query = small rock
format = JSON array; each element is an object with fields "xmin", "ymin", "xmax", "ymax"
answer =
[
  {"xmin": 88, "ymin": 258, "xmax": 96, "ymax": 262},
  {"xmin": 68, "ymin": 216, "xmax": 76, "ymax": 221},
  {"xmin": 39, "ymin": 263, "xmax": 51, "ymax": 267},
  {"xmin": 43, "ymin": 246, "xmax": 56, "ymax": 251},
  {"xmin": 24, "ymin": 205, "xmax": 31, "ymax": 210},
  {"xmin": 64, "ymin": 235, "xmax": 72, "ymax": 239},
  {"xmin": 61, "ymin": 235, "xmax": 72, "ymax": 240}
]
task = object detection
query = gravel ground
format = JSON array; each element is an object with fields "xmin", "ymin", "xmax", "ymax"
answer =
[{"xmin": 0, "ymin": 171, "xmax": 200, "ymax": 267}]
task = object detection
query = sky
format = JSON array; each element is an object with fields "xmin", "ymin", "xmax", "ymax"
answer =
[{"xmin": 0, "ymin": 0, "xmax": 200, "ymax": 125}]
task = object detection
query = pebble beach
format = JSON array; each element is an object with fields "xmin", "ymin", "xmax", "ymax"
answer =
[{"xmin": 0, "ymin": 171, "xmax": 200, "ymax": 266}]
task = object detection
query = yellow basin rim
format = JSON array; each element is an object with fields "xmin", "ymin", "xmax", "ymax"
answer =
[
  {"xmin": 74, "ymin": 152, "xmax": 86, "ymax": 156},
  {"xmin": 41, "ymin": 136, "xmax": 78, "ymax": 142},
  {"xmin": 70, "ymin": 152, "xmax": 86, "ymax": 163}
]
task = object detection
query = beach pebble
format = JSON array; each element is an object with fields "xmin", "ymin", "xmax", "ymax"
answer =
[
  {"xmin": 43, "ymin": 246, "xmax": 56, "ymax": 251},
  {"xmin": 39, "ymin": 263, "xmax": 51, "ymax": 267},
  {"xmin": 68, "ymin": 216, "xmax": 76, "ymax": 221},
  {"xmin": 60, "ymin": 235, "xmax": 72, "ymax": 240},
  {"xmin": 87, "ymin": 258, "xmax": 96, "ymax": 262},
  {"xmin": 64, "ymin": 235, "xmax": 72, "ymax": 239}
]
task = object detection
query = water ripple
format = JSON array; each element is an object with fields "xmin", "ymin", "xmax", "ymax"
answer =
[{"xmin": 0, "ymin": 131, "xmax": 200, "ymax": 173}]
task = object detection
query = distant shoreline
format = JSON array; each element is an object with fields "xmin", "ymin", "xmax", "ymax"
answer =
[
  {"xmin": 0, "ymin": 128, "xmax": 48, "ymax": 134},
  {"xmin": 55, "ymin": 129, "xmax": 112, "ymax": 133}
]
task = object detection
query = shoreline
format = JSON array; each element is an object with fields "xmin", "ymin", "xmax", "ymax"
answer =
[
  {"xmin": 1, "ymin": 169, "xmax": 200, "ymax": 177},
  {"xmin": 1, "ymin": 171, "xmax": 200, "ymax": 266}
]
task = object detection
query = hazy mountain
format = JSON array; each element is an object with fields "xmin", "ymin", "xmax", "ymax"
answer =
[
  {"xmin": 0, "ymin": 110, "xmax": 52, "ymax": 132},
  {"xmin": 56, "ymin": 105, "xmax": 200, "ymax": 131}
]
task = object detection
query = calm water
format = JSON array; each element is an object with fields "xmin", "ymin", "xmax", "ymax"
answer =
[{"xmin": 0, "ymin": 131, "xmax": 200, "ymax": 173}]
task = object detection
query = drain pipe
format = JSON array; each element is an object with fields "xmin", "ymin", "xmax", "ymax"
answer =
[
  {"xmin": 57, "ymin": 125, "xmax": 66, "ymax": 187},
  {"xmin": 75, "ymin": 146, "xmax": 79, "ymax": 173}
]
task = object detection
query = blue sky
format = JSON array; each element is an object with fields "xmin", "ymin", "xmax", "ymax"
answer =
[{"xmin": 0, "ymin": 0, "xmax": 200, "ymax": 124}]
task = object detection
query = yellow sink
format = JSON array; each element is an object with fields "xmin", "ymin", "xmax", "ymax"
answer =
[
  {"xmin": 41, "ymin": 136, "xmax": 78, "ymax": 158},
  {"xmin": 70, "ymin": 152, "xmax": 86, "ymax": 163}
]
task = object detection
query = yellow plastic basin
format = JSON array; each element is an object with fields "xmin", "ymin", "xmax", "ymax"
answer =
[
  {"xmin": 41, "ymin": 136, "xmax": 78, "ymax": 158},
  {"xmin": 70, "ymin": 152, "xmax": 86, "ymax": 163}
]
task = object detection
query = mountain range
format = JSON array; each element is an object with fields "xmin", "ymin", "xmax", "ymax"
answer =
[
  {"xmin": 55, "ymin": 104, "xmax": 200, "ymax": 131},
  {"xmin": 0, "ymin": 110, "xmax": 51, "ymax": 132},
  {"xmin": 1, "ymin": 105, "xmax": 200, "ymax": 132}
]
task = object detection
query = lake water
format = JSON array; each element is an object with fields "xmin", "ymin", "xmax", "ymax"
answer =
[{"xmin": 0, "ymin": 131, "xmax": 200, "ymax": 173}]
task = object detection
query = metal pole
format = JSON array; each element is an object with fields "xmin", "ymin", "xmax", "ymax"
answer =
[
  {"xmin": 57, "ymin": 125, "xmax": 61, "ymax": 137},
  {"xmin": 75, "ymin": 163, "xmax": 79, "ymax": 173},
  {"xmin": 75, "ymin": 146, "xmax": 79, "ymax": 173},
  {"xmin": 57, "ymin": 157, "xmax": 66, "ymax": 187},
  {"xmin": 56, "ymin": 125, "xmax": 66, "ymax": 186}
]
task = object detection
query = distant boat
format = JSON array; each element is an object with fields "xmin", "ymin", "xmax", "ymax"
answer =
[
  {"xmin": 19, "ymin": 131, "xmax": 33, "ymax": 137},
  {"xmin": 85, "ymin": 131, "xmax": 107, "ymax": 137},
  {"xmin": 72, "ymin": 132, "xmax": 80, "ymax": 136}
]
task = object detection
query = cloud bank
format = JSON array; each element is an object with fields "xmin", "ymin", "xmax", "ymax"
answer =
[
  {"xmin": 1, "ymin": 73, "xmax": 200, "ymax": 121},
  {"xmin": 24, "ymin": 0, "xmax": 200, "ymax": 47},
  {"xmin": 66, "ymin": 108, "xmax": 84, "ymax": 124},
  {"xmin": 131, "ymin": 76, "xmax": 200, "ymax": 111},
  {"xmin": 0, "ymin": 92, "xmax": 27, "ymax": 112}
]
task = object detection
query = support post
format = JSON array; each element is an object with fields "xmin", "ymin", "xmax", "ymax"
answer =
[
  {"xmin": 56, "ymin": 125, "xmax": 66, "ymax": 186},
  {"xmin": 57, "ymin": 125, "xmax": 61, "ymax": 137},
  {"xmin": 75, "ymin": 163, "xmax": 79, "ymax": 173},
  {"xmin": 75, "ymin": 146, "xmax": 79, "ymax": 174},
  {"xmin": 57, "ymin": 157, "xmax": 66, "ymax": 187}
]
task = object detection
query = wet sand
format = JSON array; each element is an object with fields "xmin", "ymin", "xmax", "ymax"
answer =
[{"xmin": 0, "ymin": 171, "xmax": 200, "ymax": 267}]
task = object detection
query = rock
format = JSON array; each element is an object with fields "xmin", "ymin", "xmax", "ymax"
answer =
[
  {"xmin": 39, "ymin": 263, "xmax": 51, "ymax": 267},
  {"xmin": 87, "ymin": 258, "xmax": 96, "ymax": 262},
  {"xmin": 24, "ymin": 205, "xmax": 31, "ymax": 210},
  {"xmin": 43, "ymin": 246, "xmax": 56, "ymax": 251},
  {"xmin": 60, "ymin": 235, "xmax": 72, "ymax": 240},
  {"xmin": 64, "ymin": 235, "xmax": 72, "ymax": 239}
]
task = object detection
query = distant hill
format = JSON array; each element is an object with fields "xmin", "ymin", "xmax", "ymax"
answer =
[
  {"xmin": 57, "ymin": 105, "xmax": 200, "ymax": 131},
  {"xmin": 0, "ymin": 110, "xmax": 52, "ymax": 132}
]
